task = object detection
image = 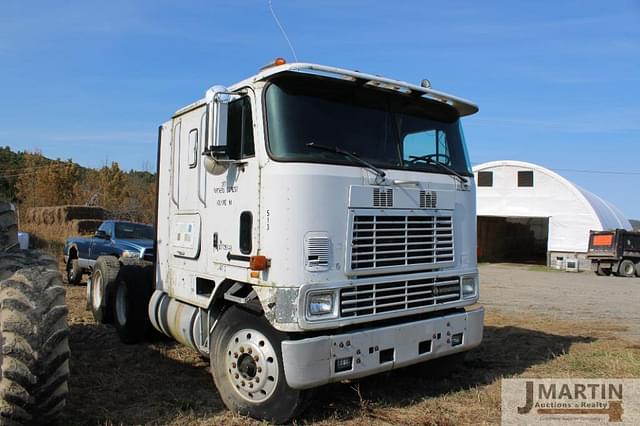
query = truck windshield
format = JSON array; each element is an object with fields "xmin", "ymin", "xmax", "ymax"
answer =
[
  {"xmin": 264, "ymin": 73, "xmax": 472, "ymax": 176},
  {"xmin": 115, "ymin": 223, "xmax": 154, "ymax": 239}
]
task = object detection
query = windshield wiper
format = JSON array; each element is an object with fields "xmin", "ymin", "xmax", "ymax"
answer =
[
  {"xmin": 306, "ymin": 142, "xmax": 386, "ymax": 179},
  {"xmin": 409, "ymin": 155, "xmax": 468, "ymax": 184}
]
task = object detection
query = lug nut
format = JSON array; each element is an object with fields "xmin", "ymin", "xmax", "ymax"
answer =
[
  {"xmin": 234, "ymin": 373, "xmax": 239, "ymax": 379},
  {"xmin": 446, "ymin": 331, "xmax": 451, "ymax": 336},
  {"xmin": 432, "ymin": 333, "xmax": 437, "ymax": 339},
  {"xmin": 356, "ymin": 358, "xmax": 361, "ymax": 364},
  {"xmin": 249, "ymin": 383, "xmax": 254, "ymax": 388},
  {"xmin": 248, "ymin": 348, "xmax": 253, "ymax": 354},
  {"xmin": 240, "ymin": 346, "xmax": 245, "ymax": 353},
  {"xmin": 234, "ymin": 352, "xmax": 238, "ymax": 358},
  {"xmin": 232, "ymin": 362, "xmax": 237, "ymax": 368},
  {"xmin": 339, "ymin": 342, "xmax": 344, "ymax": 348},
  {"xmin": 257, "ymin": 367, "xmax": 262, "ymax": 373},
  {"xmin": 255, "ymin": 377, "xmax": 260, "ymax": 383},
  {"xmin": 254, "ymin": 355, "xmax": 259, "ymax": 362},
  {"xmin": 356, "ymin": 349, "xmax": 361, "ymax": 355},
  {"xmin": 346, "ymin": 340, "xmax": 351, "ymax": 346}
]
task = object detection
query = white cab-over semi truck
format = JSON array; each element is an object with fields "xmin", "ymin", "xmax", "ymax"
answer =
[{"xmin": 101, "ymin": 60, "xmax": 484, "ymax": 423}]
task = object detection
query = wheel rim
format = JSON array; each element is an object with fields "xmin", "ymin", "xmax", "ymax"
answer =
[
  {"xmin": 92, "ymin": 270, "xmax": 103, "ymax": 309},
  {"xmin": 225, "ymin": 329, "xmax": 279, "ymax": 403},
  {"xmin": 115, "ymin": 282, "xmax": 127, "ymax": 325},
  {"xmin": 623, "ymin": 263, "xmax": 634, "ymax": 276}
]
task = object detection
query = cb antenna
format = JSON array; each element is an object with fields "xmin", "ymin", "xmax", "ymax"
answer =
[{"xmin": 268, "ymin": 0, "xmax": 299, "ymax": 62}]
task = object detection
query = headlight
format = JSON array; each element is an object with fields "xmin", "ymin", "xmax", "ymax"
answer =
[
  {"xmin": 307, "ymin": 292, "xmax": 335, "ymax": 318},
  {"xmin": 121, "ymin": 250, "xmax": 141, "ymax": 259},
  {"xmin": 462, "ymin": 276, "xmax": 477, "ymax": 299}
]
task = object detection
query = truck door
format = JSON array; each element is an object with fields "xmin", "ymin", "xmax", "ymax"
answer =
[
  {"xmin": 208, "ymin": 92, "xmax": 260, "ymax": 274},
  {"xmin": 90, "ymin": 221, "xmax": 114, "ymax": 258}
]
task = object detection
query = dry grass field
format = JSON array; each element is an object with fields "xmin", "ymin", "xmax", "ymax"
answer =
[{"xmin": 58, "ymin": 267, "xmax": 640, "ymax": 426}]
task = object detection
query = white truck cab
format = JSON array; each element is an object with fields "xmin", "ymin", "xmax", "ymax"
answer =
[{"xmin": 149, "ymin": 60, "xmax": 483, "ymax": 423}]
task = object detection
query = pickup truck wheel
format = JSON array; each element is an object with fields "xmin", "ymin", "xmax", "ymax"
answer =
[
  {"xmin": 617, "ymin": 260, "xmax": 635, "ymax": 278},
  {"xmin": 66, "ymin": 258, "xmax": 82, "ymax": 285},
  {"xmin": 0, "ymin": 266, "xmax": 70, "ymax": 424},
  {"xmin": 112, "ymin": 264, "xmax": 153, "ymax": 344},
  {"xmin": 90, "ymin": 256, "xmax": 120, "ymax": 324},
  {"xmin": 210, "ymin": 306, "xmax": 310, "ymax": 424}
]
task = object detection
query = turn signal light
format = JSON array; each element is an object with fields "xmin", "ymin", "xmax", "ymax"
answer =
[
  {"xmin": 250, "ymin": 255, "xmax": 270, "ymax": 270},
  {"xmin": 260, "ymin": 58, "xmax": 287, "ymax": 70}
]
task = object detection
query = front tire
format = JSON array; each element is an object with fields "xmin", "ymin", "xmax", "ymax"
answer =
[{"xmin": 210, "ymin": 306, "xmax": 310, "ymax": 424}]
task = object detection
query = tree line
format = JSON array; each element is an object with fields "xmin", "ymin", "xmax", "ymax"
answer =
[{"xmin": 0, "ymin": 146, "xmax": 156, "ymax": 224}]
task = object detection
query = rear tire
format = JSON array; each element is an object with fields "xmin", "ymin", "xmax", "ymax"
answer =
[
  {"xmin": 112, "ymin": 262, "xmax": 154, "ymax": 344},
  {"xmin": 66, "ymin": 258, "xmax": 82, "ymax": 285},
  {"xmin": 89, "ymin": 256, "xmax": 120, "ymax": 324},
  {"xmin": 636, "ymin": 262, "xmax": 640, "ymax": 278},
  {"xmin": 596, "ymin": 263, "xmax": 612, "ymax": 276},
  {"xmin": 0, "ymin": 202, "xmax": 19, "ymax": 253},
  {"xmin": 210, "ymin": 306, "xmax": 310, "ymax": 424},
  {"xmin": 0, "ymin": 266, "xmax": 70, "ymax": 424},
  {"xmin": 617, "ymin": 259, "xmax": 635, "ymax": 278}
]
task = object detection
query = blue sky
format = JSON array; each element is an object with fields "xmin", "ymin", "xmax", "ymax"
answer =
[{"xmin": 1, "ymin": 1, "xmax": 639, "ymax": 217}]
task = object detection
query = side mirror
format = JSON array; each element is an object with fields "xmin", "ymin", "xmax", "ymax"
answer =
[
  {"xmin": 203, "ymin": 85, "xmax": 240, "ymax": 175},
  {"xmin": 95, "ymin": 230, "xmax": 108, "ymax": 239}
]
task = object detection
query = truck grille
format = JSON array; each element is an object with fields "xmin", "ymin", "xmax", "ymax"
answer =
[
  {"xmin": 349, "ymin": 214, "xmax": 454, "ymax": 272},
  {"xmin": 340, "ymin": 276, "xmax": 461, "ymax": 318}
]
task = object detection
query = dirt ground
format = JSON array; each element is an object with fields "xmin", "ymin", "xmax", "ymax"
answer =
[
  {"xmin": 479, "ymin": 264, "xmax": 640, "ymax": 342},
  {"xmin": 59, "ymin": 264, "xmax": 640, "ymax": 425}
]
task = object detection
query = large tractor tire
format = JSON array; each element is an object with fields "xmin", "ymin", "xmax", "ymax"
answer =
[
  {"xmin": 89, "ymin": 256, "xmax": 120, "ymax": 324},
  {"xmin": 0, "ymin": 264, "xmax": 70, "ymax": 424},
  {"xmin": 0, "ymin": 203, "xmax": 19, "ymax": 253},
  {"xmin": 210, "ymin": 306, "xmax": 311, "ymax": 424},
  {"xmin": 112, "ymin": 260, "xmax": 155, "ymax": 344}
]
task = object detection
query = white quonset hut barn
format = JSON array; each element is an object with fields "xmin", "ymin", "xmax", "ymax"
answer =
[{"xmin": 473, "ymin": 160, "xmax": 632, "ymax": 269}]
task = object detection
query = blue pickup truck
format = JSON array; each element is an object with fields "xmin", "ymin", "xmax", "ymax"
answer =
[{"xmin": 63, "ymin": 220, "xmax": 155, "ymax": 284}]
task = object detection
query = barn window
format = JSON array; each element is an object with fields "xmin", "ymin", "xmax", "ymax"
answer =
[
  {"xmin": 518, "ymin": 170, "xmax": 534, "ymax": 187},
  {"xmin": 477, "ymin": 171, "xmax": 493, "ymax": 187}
]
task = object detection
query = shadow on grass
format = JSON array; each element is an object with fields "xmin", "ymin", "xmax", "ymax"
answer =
[
  {"xmin": 61, "ymin": 322, "xmax": 594, "ymax": 425},
  {"xmin": 61, "ymin": 323, "xmax": 226, "ymax": 425},
  {"xmin": 300, "ymin": 325, "xmax": 595, "ymax": 423}
]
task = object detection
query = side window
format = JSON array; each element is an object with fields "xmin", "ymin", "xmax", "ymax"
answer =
[
  {"xmin": 187, "ymin": 129, "xmax": 198, "ymax": 168},
  {"xmin": 227, "ymin": 96, "xmax": 255, "ymax": 160},
  {"xmin": 478, "ymin": 171, "xmax": 493, "ymax": 187},
  {"xmin": 98, "ymin": 222, "xmax": 112, "ymax": 237},
  {"xmin": 402, "ymin": 129, "xmax": 450, "ymax": 165},
  {"xmin": 518, "ymin": 170, "xmax": 534, "ymax": 187}
]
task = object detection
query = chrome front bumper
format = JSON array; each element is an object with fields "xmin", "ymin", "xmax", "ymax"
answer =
[{"xmin": 281, "ymin": 307, "xmax": 484, "ymax": 389}]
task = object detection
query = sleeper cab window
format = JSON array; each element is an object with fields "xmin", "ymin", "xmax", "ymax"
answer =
[
  {"xmin": 518, "ymin": 170, "xmax": 534, "ymax": 187},
  {"xmin": 477, "ymin": 171, "xmax": 493, "ymax": 187},
  {"xmin": 188, "ymin": 129, "xmax": 198, "ymax": 168}
]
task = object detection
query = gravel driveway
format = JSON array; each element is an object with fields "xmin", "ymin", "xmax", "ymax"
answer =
[{"xmin": 479, "ymin": 263, "xmax": 640, "ymax": 342}]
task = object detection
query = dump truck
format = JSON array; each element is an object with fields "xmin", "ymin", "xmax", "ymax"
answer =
[
  {"xmin": 588, "ymin": 229, "xmax": 640, "ymax": 277},
  {"xmin": 90, "ymin": 60, "xmax": 484, "ymax": 423}
]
